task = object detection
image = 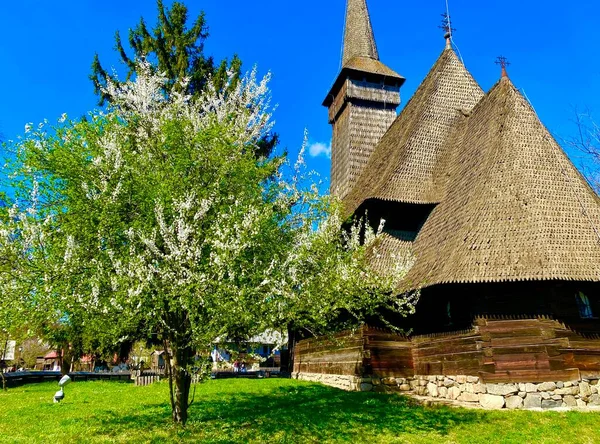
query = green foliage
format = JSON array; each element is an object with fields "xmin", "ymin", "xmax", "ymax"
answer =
[
  {"xmin": 91, "ymin": 0, "xmax": 229, "ymax": 103},
  {"xmin": 0, "ymin": 65, "xmax": 415, "ymax": 422},
  {"xmin": 1, "ymin": 379, "xmax": 598, "ymax": 443},
  {"xmin": 90, "ymin": 0, "xmax": 278, "ymax": 159}
]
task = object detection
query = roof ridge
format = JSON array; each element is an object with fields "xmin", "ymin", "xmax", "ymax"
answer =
[{"xmin": 343, "ymin": 48, "xmax": 484, "ymax": 216}]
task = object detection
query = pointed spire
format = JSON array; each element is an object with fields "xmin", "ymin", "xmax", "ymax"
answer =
[{"xmin": 342, "ymin": 0, "xmax": 379, "ymax": 66}]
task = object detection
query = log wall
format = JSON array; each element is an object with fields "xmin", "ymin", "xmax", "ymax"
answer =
[
  {"xmin": 293, "ymin": 330, "xmax": 366, "ymax": 376},
  {"xmin": 293, "ymin": 317, "xmax": 600, "ymax": 383}
]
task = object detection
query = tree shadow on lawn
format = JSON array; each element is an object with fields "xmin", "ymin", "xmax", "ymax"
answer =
[
  {"xmin": 89, "ymin": 381, "xmax": 488, "ymax": 442},
  {"xmin": 184, "ymin": 383, "xmax": 485, "ymax": 440}
]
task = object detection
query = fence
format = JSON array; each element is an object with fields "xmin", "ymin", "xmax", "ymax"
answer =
[
  {"xmin": 134, "ymin": 374, "xmax": 161, "ymax": 386},
  {"xmin": 2, "ymin": 371, "xmax": 132, "ymax": 388}
]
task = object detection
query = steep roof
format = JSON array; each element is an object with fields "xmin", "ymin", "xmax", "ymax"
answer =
[
  {"xmin": 406, "ymin": 77, "xmax": 600, "ymax": 287},
  {"xmin": 343, "ymin": 0, "xmax": 379, "ymax": 65},
  {"xmin": 344, "ymin": 48, "xmax": 484, "ymax": 215},
  {"xmin": 323, "ymin": 0, "xmax": 403, "ymax": 107}
]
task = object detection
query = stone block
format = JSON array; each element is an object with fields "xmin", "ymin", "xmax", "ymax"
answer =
[
  {"xmin": 456, "ymin": 375, "xmax": 467, "ymax": 384},
  {"xmin": 577, "ymin": 399, "xmax": 587, "ymax": 407},
  {"xmin": 551, "ymin": 395, "xmax": 562, "ymax": 401},
  {"xmin": 538, "ymin": 382, "xmax": 556, "ymax": 392},
  {"xmin": 590, "ymin": 379, "xmax": 599, "ymax": 386},
  {"xmin": 587, "ymin": 394, "xmax": 600, "ymax": 406},
  {"xmin": 427, "ymin": 382, "xmax": 439, "ymax": 397},
  {"xmin": 525, "ymin": 383, "xmax": 538, "ymax": 393},
  {"xmin": 563, "ymin": 395, "xmax": 577, "ymax": 407},
  {"xmin": 555, "ymin": 387, "xmax": 579, "ymax": 396},
  {"xmin": 540, "ymin": 392, "xmax": 550, "ymax": 400},
  {"xmin": 374, "ymin": 385, "xmax": 388, "ymax": 393},
  {"xmin": 443, "ymin": 378, "xmax": 454, "ymax": 387},
  {"xmin": 579, "ymin": 382, "xmax": 592, "ymax": 398},
  {"xmin": 437, "ymin": 375, "xmax": 445, "ymax": 381},
  {"xmin": 458, "ymin": 392, "xmax": 480, "ymax": 403},
  {"xmin": 427, "ymin": 375, "xmax": 437, "ymax": 383},
  {"xmin": 480, "ymin": 394, "xmax": 505, "ymax": 409},
  {"xmin": 419, "ymin": 379, "xmax": 428, "ymax": 387},
  {"xmin": 592, "ymin": 386, "xmax": 598, "ymax": 394},
  {"xmin": 467, "ymin": 376, "xmax": 479, "ymax": 383},
  {"xmin": 473, "ymin": 383, "xmax": 487, "ymax": 394},
  {"xmin": 382, "ymin": 377, "xmax": 397, "ymax": 386},
  {"xmin": 416, "ymin": 386, "xmax": 428, "ymax": 396},
  {"xmin": 399, "ymin": 384, "xmax": 411, "ymax": 391},
  {"xmin": 518, "ymin": 392, "xmax": 526, "ymax": 398},
  {"xmin": 564, "ymin": 381, "xmax": 573, "ymax": 388},
  {"xmin": 409, "ymin": 380, "xmax": 419, "ymax": 389},
  {"xmin": 486, "ymin": 384, "xmax": 518, "ymax": 396},
  {"xmin": 372, "ymin": 379, "xmax": 381, "ymax": 386},
  {"xmin": 556, "ymin": 381, "xmax": 564, "ymax": 389},
  {"xmin": 360, "ymin": 383, "xmax": 373, "ymax": 392},
  {"xmin": 505, "ymin": 396, "xmax": 523, "ymax": 410},
  {"xmin": 524, "ymin": 393, "xmax": 542, "ymax": 409},
  {"xmin": 542, "ymin": 399, "xmax": 562, "ymax": 409},
  {"xmin": 438, "ymin": 386, "xmax": 448, "ymax": 398},
  {"xmin": 448, "ymin": 386, "xmax": 461, "ymax": 400},
  {"xmin": 518, "ymin": 383, "xmax": 526, "ymax": 391}
]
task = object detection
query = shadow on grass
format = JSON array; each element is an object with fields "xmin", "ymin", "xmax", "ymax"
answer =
[
  {"xmin": 189, "ymin": 383, "xmax": 484, "ymax": 439},
  {"xmin": 93, "ymin": 381, "xmax": 487, "ymax": 441}
]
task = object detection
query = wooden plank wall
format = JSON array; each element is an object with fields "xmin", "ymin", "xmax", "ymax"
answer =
[
  {"xmin": 293, "ymin": 330, "xmax": 365, "ymax": 376},
  {"xmin": 412, "ymin": 329, "xmax": 483, "ymax": 376},
  {"xmin": 293, "ymin": 318, "xmax": 600, "ymax": 382},
  {"xmin": 476, "ymin": 317, "xmax": 600, "ymax": 382},
  {"xmin": 363, "ymin": 327, "xmax": 413, "ymax": 377}
]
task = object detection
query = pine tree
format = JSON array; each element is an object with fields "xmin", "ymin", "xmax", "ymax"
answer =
[{"xmin": 90, "ymin": 0, "xmax": 277, "ymax": 158}]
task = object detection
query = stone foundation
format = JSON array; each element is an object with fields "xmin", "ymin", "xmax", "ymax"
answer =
[
  {"xmin": 292, "ymin": 372, "xmax": 600, "ymax": 409},
  {"xmin": 293, "ymin": 372, "xmax": 362, "ymax": 391}
]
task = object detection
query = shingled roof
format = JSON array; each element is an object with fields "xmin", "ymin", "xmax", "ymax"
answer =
[
  {"xmin": 343, "ymin": 0, "xmax": 379, "ymax": 65},
  {"xmin": 323, "ymin": 0, "xmax": 403, "ymax": 107},
  {"xmin": 344, "ymin": 48, "xmax": 484, "ymax": 215},
  {"xmin": 405, "ymin": 77, "xmax": 600, "ymax": 287}
]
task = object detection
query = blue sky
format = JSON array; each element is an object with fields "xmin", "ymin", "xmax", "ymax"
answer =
[{"xmin": 1, "ymin": 0, "xmax": 599, "ymax": 185}]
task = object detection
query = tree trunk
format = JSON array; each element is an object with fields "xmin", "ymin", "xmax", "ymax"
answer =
[
  {"xmin": 166, "ymin": 338, "xmax": 193, "ymax": 425},
  {"xmin": 1, "ymin": 338, "xmax": 8, "ymax": 391},
  {"xmin": 60, "ymin": 344, "xmax": 72, "ymax": 376}
]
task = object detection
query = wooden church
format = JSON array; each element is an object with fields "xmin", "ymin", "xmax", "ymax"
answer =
[{"xmin": 294, "ymin": 0, "xmax": 600, "ymax": 389}]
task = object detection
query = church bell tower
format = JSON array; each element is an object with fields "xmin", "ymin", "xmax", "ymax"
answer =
[{"xmin": 324, "ymin": 0, "xmax": 404, "ymax": 200}]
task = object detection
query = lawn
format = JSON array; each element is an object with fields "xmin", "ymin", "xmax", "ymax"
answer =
[{"xmin": 1, "ymin": 378, "xmax": 599, "ymax": 443}]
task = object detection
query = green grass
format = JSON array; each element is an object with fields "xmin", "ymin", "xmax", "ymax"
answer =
[{"xmin": 1, "ymin": 378, "xmax": 599, "ymax": 443}]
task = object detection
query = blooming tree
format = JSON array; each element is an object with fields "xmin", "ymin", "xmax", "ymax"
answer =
[{"xmin": 0, "ymin": 64, "xmax": 416, "ymax": 424}]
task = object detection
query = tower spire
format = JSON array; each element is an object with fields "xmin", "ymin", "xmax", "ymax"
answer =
[{"xmin": 342, "ymin": 0, "xmax": 379, "ymax": 66}]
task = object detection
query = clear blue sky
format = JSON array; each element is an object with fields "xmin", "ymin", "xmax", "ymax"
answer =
[{"xmin": 1, "ymin": 0, "xmax": 599, "ymax": 184}]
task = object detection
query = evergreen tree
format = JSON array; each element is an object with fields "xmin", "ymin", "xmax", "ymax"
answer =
[{"xmin": 90, "ymin": 0, "xmax": 277, "ymax": 158}]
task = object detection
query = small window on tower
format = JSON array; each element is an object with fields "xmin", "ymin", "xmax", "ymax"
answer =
[{"xmin": 576, "ymin": 292, "xmax": 594, "ymax": 319}]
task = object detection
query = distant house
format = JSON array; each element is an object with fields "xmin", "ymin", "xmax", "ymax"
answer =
[
  {"xmin": 42, "ymin": 351, "xmax": 61, "ymax": 371},
  {"xmin": 150, "ymin": 350, "xmax": 166, "ymax": 371},
  {"xmin": 212, "ymin": 330, "xmax": 287, "ymax": 369}
]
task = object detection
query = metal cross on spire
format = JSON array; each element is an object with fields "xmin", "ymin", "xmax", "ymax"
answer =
[
  {"xmin": 439, "ymin": 13, "xmax": 456, "ymax": 48},
  {"xmin": 495, "ymin": 56, "xmax": 511, "ymax": 78}
]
